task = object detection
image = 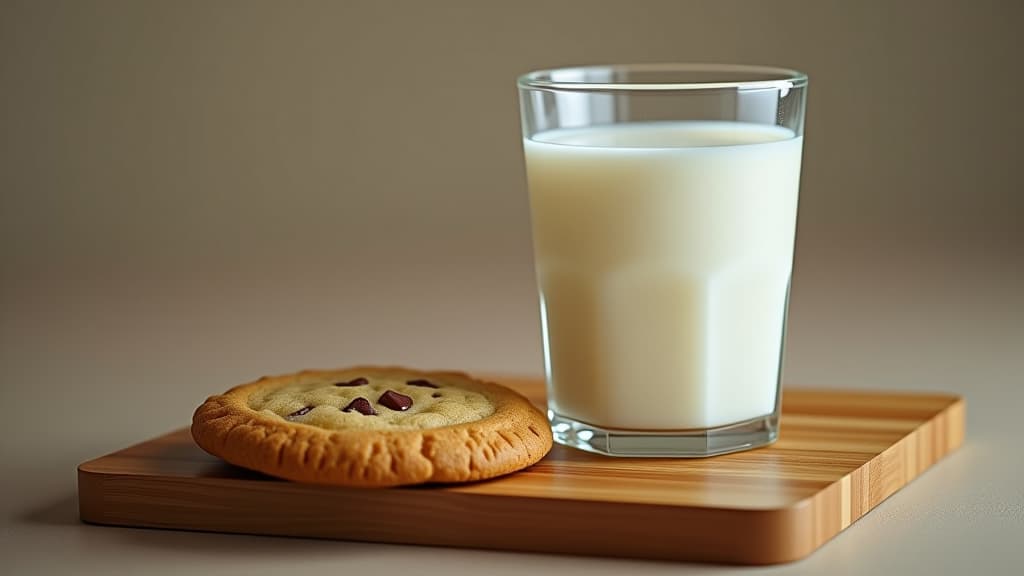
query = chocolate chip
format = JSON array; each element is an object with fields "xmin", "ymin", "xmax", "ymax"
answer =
[
  {"xmin": 342, "ymin": 397, "xmax": 377, "ymax": 415},
  {"xmin": 287, "ymin": 406, "xmax": 313, "ymax": 418},
  {"xmin": 378, "ymin": 390, "xmax": 413, "ymax": 411},
  {"xmin": 432, "ymin": 392, "xmax": 442, "ymax": 398},
  {"xmin": 335, "ymin": 377, "xmax": 368, "ymax": 387},
  {"xmin": 406, "ymin": 379, "xmax": 438, "ymax": 389}
]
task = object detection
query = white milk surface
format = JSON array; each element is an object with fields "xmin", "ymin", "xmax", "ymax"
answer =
[{"xmin": 524, "ymin": 121, "xmax": 803, "ymax": 430}]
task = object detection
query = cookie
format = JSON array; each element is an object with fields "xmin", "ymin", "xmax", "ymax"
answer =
[{"xmin": 191, "ymin": 366, "xmax": 553, "ymax": 487}]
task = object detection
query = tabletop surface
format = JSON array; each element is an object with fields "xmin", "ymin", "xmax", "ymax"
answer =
[{"xmin": 3, "ymin": 253, "xmax": 1022, "ymax": 575}]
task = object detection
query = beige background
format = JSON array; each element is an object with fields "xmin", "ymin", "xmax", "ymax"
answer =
[{"xmin": 2, "ymin": 1, "xmax": 1022, "ymax": 574}]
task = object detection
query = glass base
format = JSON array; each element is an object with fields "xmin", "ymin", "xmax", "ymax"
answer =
[{"xmin": 549, "ymin": 410, "xmax": 779, "ymax": 457}]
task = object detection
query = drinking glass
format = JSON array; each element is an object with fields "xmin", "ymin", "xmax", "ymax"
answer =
[{"xmin": 518, "ymin": 64, "xmax": 807, "ymax": 456}]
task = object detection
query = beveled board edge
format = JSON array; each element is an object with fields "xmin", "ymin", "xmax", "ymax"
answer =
[{"xmin": 795, "ymin": 395, "xmax": 965, "ymax": 559}]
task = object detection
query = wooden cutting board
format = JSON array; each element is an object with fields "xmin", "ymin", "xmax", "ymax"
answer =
[{"xmin": 78, "ymin": 377, "xmax": 964, "ymax": 565}]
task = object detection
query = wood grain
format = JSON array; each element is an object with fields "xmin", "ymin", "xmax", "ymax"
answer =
[{"xmin": 78, "ymin": 377, "xmax": 964, "ymax": 564}]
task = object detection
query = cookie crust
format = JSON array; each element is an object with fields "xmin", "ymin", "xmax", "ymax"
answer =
[{"xmin": 191, "ymin": 367, "xmax": 553, "ymax": 487}]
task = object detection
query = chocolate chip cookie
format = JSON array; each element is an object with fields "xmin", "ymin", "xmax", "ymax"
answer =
[{"xmin": 191, "ymin": 367, "xmax": 552, "ymax": 487}]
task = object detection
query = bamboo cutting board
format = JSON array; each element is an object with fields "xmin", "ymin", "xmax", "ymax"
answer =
[{"xmin": 78, "ymin": 377, "xmax": 964, "ymax": 564}]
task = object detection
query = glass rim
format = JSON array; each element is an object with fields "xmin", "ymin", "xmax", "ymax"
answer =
[{"xmin": 518, "ymin": 63, "xmax": 807, "ymax": 93}]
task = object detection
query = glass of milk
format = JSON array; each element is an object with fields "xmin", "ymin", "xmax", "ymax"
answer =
[{"xmin": 518, "ymin": 64, "xmax": 807, "ymax": 456}]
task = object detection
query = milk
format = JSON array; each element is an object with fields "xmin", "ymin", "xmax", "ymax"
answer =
[{"xmin": 524, "ymin": 121, "xmax": 802, "ymax": 430}]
